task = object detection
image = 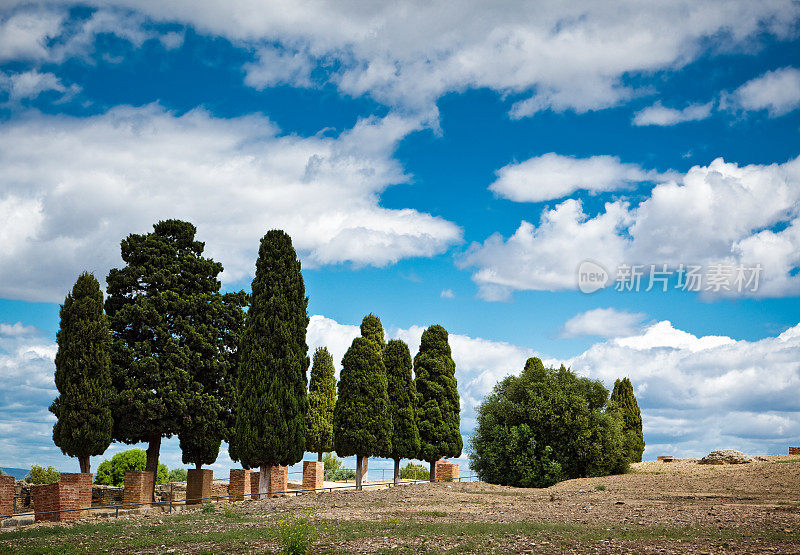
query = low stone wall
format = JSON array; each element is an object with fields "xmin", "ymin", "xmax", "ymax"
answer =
[
  {"xmin": 93, "ymin": 484, "xmax": 124, "ymax": 506},
  {"xmin": 31, "ymin": 482, "xmax": 82, "ymax": 522}
]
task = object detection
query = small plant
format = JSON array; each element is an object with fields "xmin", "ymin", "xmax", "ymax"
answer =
[
  {"xmin": 222, "ymin": 503, "xmax": 237, "ymax": 518},
  {"xmin": 594, "ymin": 484, "xmax": 606, "ymax": 491},
  {"xmin": 27, "ymin": 465, "xmax": 60, "ymax": 484},
  {"xmin": 276, "ymin": 511, "xmax": 318, "ymax": 555},
  {"xmin": 167, "ymin": 468, "xmax": 188, "ymax": 482},
  {"xmin": 201, "ymin": 503, "xmax": 215, "ymax": 514}
]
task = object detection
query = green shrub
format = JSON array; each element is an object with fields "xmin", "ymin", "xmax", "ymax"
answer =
[
  {"xmin": 27, "ymin": 465, "xmax": 60, "ymax": 484},
  {"xmin": 94, "ymin": 449, "xmax": 169, "ymax": 486},
  {"xmin": 322, "ymin": 453, "xmax": 356, "ymax": 481},
  {"xmin": 167, "ymin": 468, "xmax": 188, "ymax": 482},
  {"xmin": 400, "ymin": 462, "xmax": 429, "ymax": 480},
  {"xmin": 276, "ymin": 511, "xmax": 318, "ymax": 555},
  {"xmin": 201, "ymin": 503, "xmax": 215, "ymax": 514},
  {"xmin": 470, "ymin": 358, "xmax": 629, "ymax": 488}
]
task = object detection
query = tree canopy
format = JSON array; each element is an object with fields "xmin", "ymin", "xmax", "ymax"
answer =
[
  {"xmin": 414, "ymin": 325, "xmax": 462, "ymax": 463},
  {"xmin": 360, "ymin": 313, "xmax": 386, "ymax": 347},
  {"xmin": 234, "ymin": 230, "xmax": 310, "ymax": 470},
  {"xmin": 305, "ymin": 347, "xmax": 337, "ymax": 457},
  {"xmin": 50, "ymin": 272, "xmax": 114, "ymax": 474},
  {"xmin": 610, "ymin": 377, "xmax": 645, "ymax": 463},
  {"xmin": 385, "ymin": 339, "xmax": 420, "ymax": 461},
  {"xmin": 469, "ymin": 358, "xmax": 629, "ymax": 488}
]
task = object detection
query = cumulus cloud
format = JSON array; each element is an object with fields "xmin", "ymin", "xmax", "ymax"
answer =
[
  {"xmin": 7, "ymin": 1, "xmax": 796, "ymax": 117},
  {"xmin": 726, "ymin": 66, "xmax": 800, "ymax": 117},
  {"xmin": 570, "ymin": 320, "xmax": 800, "ymax": 457},
  {"xmin": 490, "ymin": 153, "xmax": 667, "ymax": 203},
  {"xmin": 632, "ymin": 101, "xmax": 714, "ymax": 126},
  {"xmin": 561, "ymin": 308, "xmax": 646, "ymax": 338},
  {"xmin": 0, "ymin": 104, "xmax": 462, "ymax": 302},
  {"xmin": 0, "ymin": 69, "xmax": 80, "ymax": 103},
  {"xmin": 464, "ymin": 156, "xmax": 800, "ymax": 299}
]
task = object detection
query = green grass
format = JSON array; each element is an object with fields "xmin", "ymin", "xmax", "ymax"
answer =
[{"xmin": 772, "ymin": 458, "xmax": 800, "ymax": 464}]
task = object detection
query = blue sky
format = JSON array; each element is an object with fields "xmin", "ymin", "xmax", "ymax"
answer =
[{"xmin": 1, "ymin": 2, "xmax": 799, "ymax": 476}]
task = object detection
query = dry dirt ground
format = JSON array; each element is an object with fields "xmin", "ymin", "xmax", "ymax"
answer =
[{"xmin": 2, "ymin": 456, "xmax": 799, "ymax": 553}]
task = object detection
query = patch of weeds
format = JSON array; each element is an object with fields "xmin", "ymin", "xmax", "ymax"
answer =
[
  {"xmin": 221, "ymin": 504, "xmax": 238, "ymax": 519},
  {"xmin": 594, "ymin": 484, "xmax": 606, "ymax": 491},
  {"xmin": 276, "ymin": 511, "xmax": 318, "ymax": 555},
  {"xmin": 772, "ymin": 458, "xmax": 800, "ymax": 464},
  {"xmin": 201, "ymin": 503, "xmax": 215, "ymax": 514}
]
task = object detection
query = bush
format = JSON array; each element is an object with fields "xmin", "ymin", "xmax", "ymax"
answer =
[
  {"xmin": 400, "ymin": 462, "xmax": 429, "ymax": 480},
  {"xmin": 470, "ymin": 358, "xmax": 629, "ymax": 488},
  {"xmin": 277, "ymin": 511, "xmax": 318, "ymax": 555},
  {"xmin": 167, "ymin": 468, "xmax": 188, "ymax": 482},
  {"xmin": 321, "ymin": 453, "xmax": 356, "ymax": 481},
  {"xmin": 94, "ymin": 449, "xmax": 169, "ymax": 486},
  {"xmin": 27, "ymin": 465, "xmax": 60, "ymax": 484}
]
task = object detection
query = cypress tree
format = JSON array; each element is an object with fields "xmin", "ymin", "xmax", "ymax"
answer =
[
  {"xmin": 610, "ymin": 377, "xmax": 645, "ymax": 463},
  {"xmin": 333, "ymin": 337, "xmax": 391, "ymax": 489},
  {"xmin": 234, "ymin": 230, "xmax": 309, "ymax": 496},
  {"xmin": 414, "ymin": 325, "xmax": 462, "ymax": 480},
  {"xmin": 306, "ymin": 347, "xmax": 336, "ymax": 461},
  {"xmin": 360, "ymin": 313, "xmax": 386, "ymax": 347},
  {"xmin": 50, "ymin": 272, "xmax": 113, "ymax": 474},
  {"xmin": 105, "ymin": 220, "xmax": 228, "ymax": 481},
  {"xmin": 385, "ymin": 339, "xmax": 420, "ymax": 485}
]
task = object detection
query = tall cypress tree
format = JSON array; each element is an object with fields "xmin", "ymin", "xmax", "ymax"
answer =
[
  {"xmin": 306, "ymin": 347, "xmax": 336, "ymax": 461},
  {"xmin": 385, "ymin": 339, "xmax": 420, "ymax": 485},
  {"xmin": 414, "ymin": 325, "xmax": 462, "ymax": 480},
  {"xmin": 610, "ymin": 377, "xmax": 645, "ymax": 463},
  {"xmin": 234, "ymin": 230, "xmax": 309, "ymax": 496},
  {"xmin": 333, "ymin": 337, "xmax": 391, "ymax": 489},
  {"xmin": 105, "ymin": 220, "xmax": 226, "ymax": 480},
  {"xmin": 50, "ymin": 272, "xmax": 113, "ymax": 474},
  {"xmin": 360, "ymin": 313, "xmax": 386, "ymax": 347}
]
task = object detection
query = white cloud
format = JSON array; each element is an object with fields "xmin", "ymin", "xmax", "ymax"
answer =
[
  {"xmin": 632, "ymin": 101, "xmax": 714, "ymax": 126},
  {"xmin": 0, "ymin": 8, "xmax": 64, "ymax": 63},
  {"xmin": 464, "ymin": 156, "xmax": 800, "ymax": 299},
  {"xmin": 10, "ymin": 1, "xmax": 796, "ymax": 117},
  {"xmin": 490, "ymin": 153, "xmax": 667, "ymax": 203},
  {"xmin": 561, "ymin": 308, "xmax": 646, "ymax": 338},
  {"xmin": 727, "ymin": 66, "xmax": 800, "ymax": 117},
  {"xmin": 0, "ymin": 69, "xmax": 80, "ymax": 103},
  {"xmin": 0, "ymin": 104, "xmax": 462, "ymax": 302},
  {"xmin": 440, "ymin": 289, "xmax": 455, "ymax": 299},
  {"xmin": 570, "ymin": 320, "xmax": 800, "ymax": 458}
]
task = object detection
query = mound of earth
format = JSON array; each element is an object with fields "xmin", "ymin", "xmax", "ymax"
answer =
[{"xmin": 698, "ymin": 449, "xmax": 754, "ymax": 464}]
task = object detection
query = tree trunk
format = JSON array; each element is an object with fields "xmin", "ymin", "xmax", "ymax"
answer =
[
  {"xmin": 318, "ymin": 452, "xmax": 323, "ymax": 462},
  {"xmin": 259, "ymin": 465, "xmax": 271, "ymax": 499},
  {"xmin": 430, "ymin": 459, "xmax": 438, "ymax": 482},
  {"xmin": 393, "ymin": 458, "xmax": 400, "ymax": 486},
  {"xmin": 79, "ymin": 455, "xmax": 90, "ymax": 474},
  {"xmin": 145, "ymin": 435, "xmax": 161, "ymax": 501},
  {"xmin": 355, "ymin": 455, "xmax": 363, "ymax": 491},
  {"xmin": 361, "ymin": 456, "xmax": 368, "ymax": 488}
]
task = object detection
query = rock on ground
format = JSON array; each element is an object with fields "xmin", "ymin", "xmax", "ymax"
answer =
[{"xmin": 698, "ymin": 449, "xmax": 754, "ymax": 465}]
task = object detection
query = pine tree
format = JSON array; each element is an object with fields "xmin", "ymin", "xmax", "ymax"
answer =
[
  {"xmin": 360, "ymin": 313, "xmax": 386, "ymax": 347},
  {"xmin": 385, "ymin": 339, "xmax": 420, "ymax": 485},
  {"xmin": 50, "ymin": 272, "xmax": 114, "ymax": 474},
  {"xmin": 333, "ymin": 337, "xmax": 391, "ymax": 489},
  {"xmin": 414, "ymin": 325, "xmax": 462, "ymax": 480},
  {"xmin": 306, "ymin": 347, "xmax": 336, "ymax": 461},
  {"xmin": 105, "ymin": 220, "xmax": 233, "ymax": 481},
  {"xmin": 234, "ymin": 230, "xmax": 309, "ymax": 496},
  {"xmin": 610, "ymin": 377, "xmax": 645, "ymax": 463}
]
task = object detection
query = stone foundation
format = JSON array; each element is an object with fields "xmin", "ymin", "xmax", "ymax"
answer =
[
  {"xmin": 31, "ymin": 482, "xmax": 82, "ymax": 522},
  {"xmin": 186, "ymin": 469, "xmax": 213, "ymax": 505},
  {"xmin": 0, "ymin": 476, "xmax": 14, "ymax": 517},
  {"xmin": 123, "ymin": 471, "xmax": 154, "ymax": 506},
  {"xmin": 229, "ymin": 469, "xmax": 251, "ymax": 501},
  {"xmin": 434, "ymin": 460, "xmax": 459, "ymax": 481},
  {"xmin": 302, "ymin": 461, "xmax": 323, "ymax": 492}
]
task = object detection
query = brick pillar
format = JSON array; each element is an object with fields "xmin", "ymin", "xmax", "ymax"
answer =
[
  {"xmin": 448, "ymin": 463, "xmax": 459, "ymax": 481},
  {"xmin": 302, "ymin": 461, "xmax": 323, "ymax": 492},
  {"xmin": 60, "ymin": 473, "xmax": 92, "ymax": 512},
  {"xmin": 789, "ymin": 447, "xmax": 800, "ymax": 455},
  {"xmin": 186, "ymin": 469, "xmax": 213, "ymax": 505},
  {"xmin": 249, "ymin": 471, "xmax": 260, "ymax": 499},
  {"xmin": 228, "ymin": 469, "xmax": 251, "ymax": 501},
  {"xmin": 123, "ymin": 471, "xmax": 154, "ymax": 506},
  {"xmin": 433, "ymin": 460, "xmax": 448, "ymax": 481},
  {"xmin": 268, "ymin": 466, "xmax": 288, "ymax": 497},
  {"xmin": 31, "ymin": 483, "xmax": 82, "ymax": 522},
  {"xmin": 0, "ymin": 475, "xmax": 14, "ymax": 517}
]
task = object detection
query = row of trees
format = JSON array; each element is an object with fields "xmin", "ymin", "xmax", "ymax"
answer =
[{"xmin": 50, "ymin": 221, "xmax": 462, "ymax": 494}]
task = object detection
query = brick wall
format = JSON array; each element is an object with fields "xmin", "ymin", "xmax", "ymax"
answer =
[
  {"xmin": 269, "ymin": 466, "xmax": 288, "ymax": 497},
  {"xmin": 60, "ymin": 472, "xmax": 92, "ymax": 511},
  {"xmin": 0, "ymin": 476, "xmax": 14, "ymax": 517},
  {"xmin": 434, "ymin": 460, "xmax": 459, "ymax": 481},
  {"xmin": 123, "ymin": 471, "xmax": 154, "ymax": 506},
  {"xmin": 186, "ymin": 469, "xmax": 212, "ymax": 505},
  {"xmin": 790, "ymin": 447, "xmax": 800, "ymax": 455},
  {"xmin": 31, "ymin": 483, "xmax": 82, "ymax": 522},
  {"xmin": 302, "ymin": 461, "xmax": 323, "ymax": 492},
  {"xmin": 250, "ymin": 471, "xmax": 261, "ymax": 499},
  {"xmin": 229, "ymin": 469, "xmax": 251, "ymax": 501}
]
